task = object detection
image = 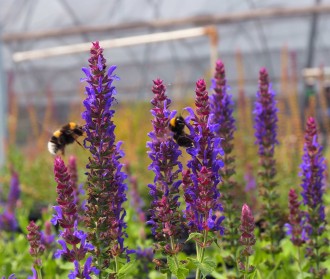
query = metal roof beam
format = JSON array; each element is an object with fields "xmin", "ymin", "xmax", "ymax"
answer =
[{"xmin": 3, "ymin": 4, "xmax": 330, "ymax": 43}]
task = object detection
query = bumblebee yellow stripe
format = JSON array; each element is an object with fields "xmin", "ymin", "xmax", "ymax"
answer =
[
  {"xmin": 53, "ymin": 130, "xmax": 61, "ymax": 138},
  {"xmin": 69, "ymin": 122, "xmax": 76, "ymax": 129},
  {"xmin": 169, "ymin": 117, "xmax": 176, "ymax": 127}
]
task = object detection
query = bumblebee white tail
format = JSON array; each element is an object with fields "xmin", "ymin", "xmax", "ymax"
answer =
[{"xmin": 48, "ymin": 141, "xmax": 57, "ymax": 155}]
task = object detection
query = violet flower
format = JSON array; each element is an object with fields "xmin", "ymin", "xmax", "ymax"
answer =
[
  {"xmin": 27, "ymin": 268, "xmax": 37, "ymax": 279},
  {"xmin": 253, "ymin": 68, "xmax": 281, "ymax": 258},
  {"xmin": 69, "ymin": 257, "xmax": 100, "ymax": 279},
  {"xmin": 244, "ymin": 164, "xmax": 256, "ymax": 192},
  {"xmin": 40, "ymin": 221, "xmax": 55, "ymax": 249},
  {"xmin": 300, "ymin": 117, "xmax": 328, "ymax": 278},
  {"xmin": 0, "ymin": 171, "xmax": 20, "ymax": 232},
  {"xmin": 81, "ymin": 41, "xmax": 128, "ymax": 269},
  {"xmin": 183, "ymin": 79, "xmax": 224, "ymax": 235},
  {"xmin": 125, "ymin": 163, "xmax": 145, "ymax": 224},
  {"xmin": 52, "ymin": 157, "xmax": 97, "ymax": 278},
  {"xmin": 135, "ymin": 247, "xmax": 154, "ymax": 274},
  {"xmin": 147, "ymin": 78, "xmax": 184, "ymax": 255}
]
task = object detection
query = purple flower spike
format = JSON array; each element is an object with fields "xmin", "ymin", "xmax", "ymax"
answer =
[
  {"xmin": 53, "ymin": 157, "xmax": 79, "ymax": 259},
  {"xmin": 285, "ymin": 189, "xmax": 304, "ymax": 247},
  {"xmin": 27, "ymin": 221, "xmax": 45, "ymax": 267},
  {"xmin": 253, "ymin": 68, "xmax": 281, "ymax": 258},
  {"xmin": 239, "ymin": 204, "xmax": 256, "ymax": 252},
  {"xmin": 0, "ymin": 170, "xmax": 20, "ymax": 232},
  {"xmin": 81, "ymin": 41, "xmax": 128, "ymax": 267},
  {"xmin": 183, "ymin": 79, "xmax": 224, "ymax": 236},
  {"xmin": 53, "ymin": 156, "xmax": 98, "ymax": 278},
  {"xmin": 54, "ymin": 157, "xmax": 77, "ymax": 231},
  {"xmin": 254, "ymin": 68, "xmax": 278, "ymax": 157},
  {"xmin": 209, "ymin": 60, "xmax": 236, "ymax": 155},
  {"xmin": 238, "ymin": 204, "xmax": 256, "ymax": 273},
  {"xmin": 209, "ymin": 60, "xmax": 239, "ymax": 264},
  {"xmin": 7, "ymin": 171, "xmax": 20, "ymax": 213},
  {"xmin": 301, "ymin": 117, "xmax": 326, "ymax": 232},
  {"xmin": 300, "ymin": 117, "xmax": 328, "ymax": 278},
  {"xmin": 147, "ymin": 78, "xmax": 184, "ymax": 254}
]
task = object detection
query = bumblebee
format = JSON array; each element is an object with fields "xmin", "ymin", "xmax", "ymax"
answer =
[
  {"xmin": 169, "ymin": 116, "xmax": 193, "ymax": 147},
  {"xmin": 48, "ymin": 122, "xmax": 84, "ymax": 155}
]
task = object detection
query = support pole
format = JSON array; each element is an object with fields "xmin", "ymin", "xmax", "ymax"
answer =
[
  {"xmin": 0, "ymin": 26, "xmax": 7, "ymax": 168},
  {"xmin": 206, "ymin": 26, "xmax": 219, "ymax": 72}
]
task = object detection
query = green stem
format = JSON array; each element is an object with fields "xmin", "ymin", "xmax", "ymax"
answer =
[
  {"xmin": 170, "ymin": 236, "xmax": 180, "ymax": 268},
  {"xmin": 297, "ymin": 246, "xmax": 302, "ymax": 276},
  {"xmin": 195, "ymin": 230, "xmax": 208, "ymax": 279},
  {"xmin": 115, "ymin": 256, "xmax": 119, "ymax": 274},
  {"xmin": 34, "ymin": 265, "xmax": 43, "ymax": 279},
  {"xmin": 315, "ymin": 235, "xmax": 320, "ymax": 274},
  {"xmin": 244, "ymin": 255, "xmax": 249, "ymax": 279}
]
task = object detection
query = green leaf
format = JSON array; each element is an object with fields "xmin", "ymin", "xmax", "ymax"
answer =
[
  {"xmin": 58, "ymin": 261, "xmax": 74, "ymax": 270},
  {"xmin": 265, "ymin": 259, "xmax": 281, "ymax": 279},
  {"xmin": 17, "ymin": 211, "xmax": 29, "ymax": 235},
  {"xmin": 117, "ymin": 261, "xmax": 136, "ymax": 277},
  {"xmin": 186, "ymin": 232, "xmax": 203, "ymax": 243},
  {"xmin": 167, "ymin": 256, "xmax": 189, "ymax": 279},
  {"xmin": 188, "ymin": 257, "xmax": 216, "ymax": 278},
  {"xmin": 199, "ymin": 258, "xmax": 216, "ymax": 277},
  {"xmin": 187, "ymin": 257, "xmax": 199, "ymax": 268},
  {"xmin": 167, "ymin": 256, "xmax": 178, "ymax": 274},
  {"xmin": 103, "ymin": 268, "xmax": 115, "ymax": 275},
  {"xmin": 297, "ymin": 272, "xmax": 312, "ymax": 279},
  {"xmin": 213, "ymin": 238, "xmax": 221, "ymax": 249},
  {"xmin": 177, "ymin": 267, "xmax": 189, "ymax": 279}
]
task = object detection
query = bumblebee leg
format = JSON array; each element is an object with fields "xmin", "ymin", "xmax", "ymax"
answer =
[{"xmin": 74, "ymin": 139, "xmax": 85, "ymax": 150}]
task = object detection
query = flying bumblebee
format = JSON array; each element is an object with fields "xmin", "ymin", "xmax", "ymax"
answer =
[
  {"xmin": 169, "ymin": 116, "xmax": 193, "ymax": 147},
  {"xmin": 48, "ymin": 122, "xmax": 84, "ymax": 155}
]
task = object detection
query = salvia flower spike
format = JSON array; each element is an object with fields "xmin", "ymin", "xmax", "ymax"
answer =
[
  {"xmin": 253, "ymin": 68, "xmax": 282, "ymax": 265},
  {"xmin": 81, "ymin": 41, "xmax": 128, "ymax": 271},
  {"xmin": 52, "ymin": 157, "xmax": 98, "ymax": 279},
  {"xmin": 27, "ymin": 221, "xmax": 45, "ymax": 267},
  {"xmin": 209, "ymin": 60, "xmax": 239, "ymax": 268},
  {"xmin": 238, "ymin": 204, "xmax": 256, "ymax": 276},
  {"xmin": 184, "ymin": 79, "xmax": 224, "ymax": 235},
  {"xmin": 285, "ymin": 188, "xmax": 304, "ymax": 247},
  {"xmin": 147, "ymin": 79, "xmax": 184, "ymax": 246},
  {"xmin": 147, "ymin": 79, "xmax": 185, "ymax": 278},
  {"xmin": 300, "ymin": 117, "xmax": 328, "ymax": 278},
  {"xmin": 183, "ymin": 79, "xmax": 224, "ymax": 279},
  {"xmin": 27, "ymin": 221, "xmax": 45, "ymax": 278}
]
